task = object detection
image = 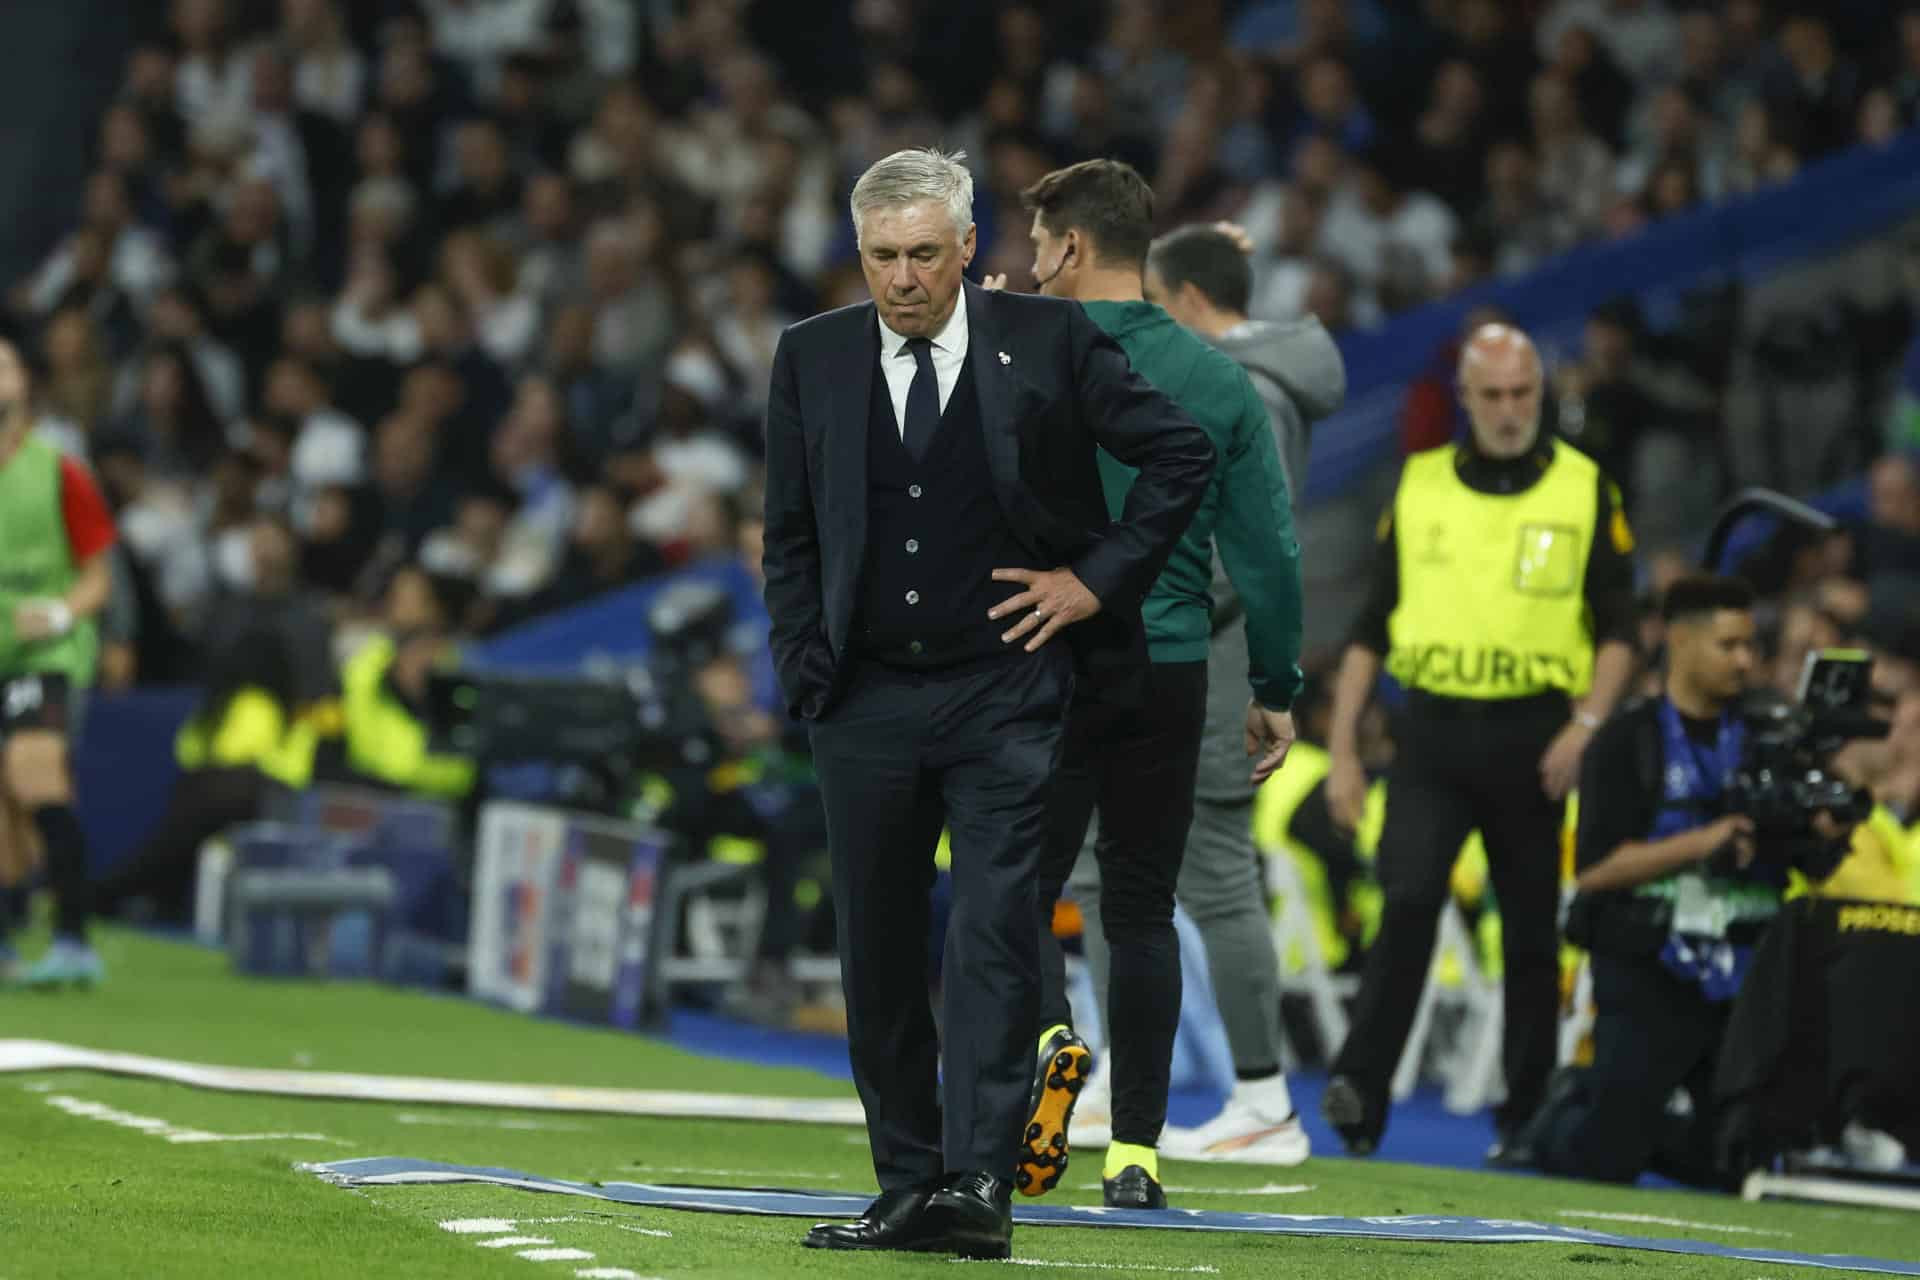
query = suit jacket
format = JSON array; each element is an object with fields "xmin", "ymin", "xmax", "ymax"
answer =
[{"xmin": 762, "ymin": 280, "xmax": 1216, "ymax": 721}]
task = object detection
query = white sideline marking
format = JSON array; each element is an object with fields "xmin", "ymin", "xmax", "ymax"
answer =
[
  {"xmin": 1557, "ymin": 1210, "xmax": 1791, "ymax": 1238},
  {"xmin": 519, "ymin": 1217, "xmax": 672, "ymax": 1239},
  {"xmin": 436, "ymin": 1215, "xmax": 671, "ymax": 1272},
  {"xmin": 952, "ymin": 1262, "xmax": 1221, "ymax": 1274},
  {"xmin": 45, "ymin": 1095, "xmax": 346, "ymax": 1145},
  {"xmin": 397, "ymin": 1111, "xmax": 591, "ymax": 1133},
  {"xmin": 0, "ymin": 1038, "xmax": 866, "ymax": 1126}
]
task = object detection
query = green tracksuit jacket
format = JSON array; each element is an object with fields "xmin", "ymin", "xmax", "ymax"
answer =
[{"xmin": 1082, "ymin": 300, "xmax": 1305, "ymax": 710}]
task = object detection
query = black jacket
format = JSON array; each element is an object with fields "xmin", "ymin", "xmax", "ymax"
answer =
[
  {"xmin": 761, "ymin": 280, "xmax": 1216, "ymax": 721},
  {"xmin": 1566, "ymin": 696, "xmax": 1849, "ymax": 957}
]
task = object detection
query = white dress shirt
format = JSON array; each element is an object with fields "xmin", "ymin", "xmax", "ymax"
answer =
[{"xmin": 877, "ymin": 297, "xmax": 969, "ymax": 439}]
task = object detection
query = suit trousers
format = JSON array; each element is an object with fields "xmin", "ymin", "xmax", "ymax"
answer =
[
  {"xmin": 1061, "ymin": 617, "xmax": 1288, "ymax": 1080},
  {"xmin": 1330, "ymin": 691, "xmax": 1566, "ymax": 1143},
  {"xmin": 1036, "ymin": 660, "xmax": 1209, "ymax": 1148},
  {"xmin": 808, "ymin": 646, "xmax": 1074, "ymax": 1189}
]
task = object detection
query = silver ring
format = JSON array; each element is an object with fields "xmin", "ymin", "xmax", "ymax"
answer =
[{"xmin": 1033, "ymin": 605, "xmax": 1049, "ymax": 620}]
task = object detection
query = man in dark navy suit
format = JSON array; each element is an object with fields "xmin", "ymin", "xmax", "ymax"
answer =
[{"xmin": 762, "ymin": 147, "xmax": 1213, "ymax": 1259}]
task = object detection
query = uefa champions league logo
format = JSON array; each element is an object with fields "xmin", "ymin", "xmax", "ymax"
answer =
[{"xmin": 1665, "ymin": 762, "xmax": 1691, "ymax": 800}]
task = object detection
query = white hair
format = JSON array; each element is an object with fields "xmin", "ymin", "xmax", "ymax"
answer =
[{"xmin": 849, "ymin": 147, "xmax": 974, "ymax": 245}]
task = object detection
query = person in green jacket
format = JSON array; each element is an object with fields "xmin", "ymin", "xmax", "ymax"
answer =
[
  {"xmin": 1004, "ymin": 159, "xmax": 1305, "ymax": 1211},
  {"xmin": 0, "ymin": 336, "xmax": 118, "ymax": 988}
]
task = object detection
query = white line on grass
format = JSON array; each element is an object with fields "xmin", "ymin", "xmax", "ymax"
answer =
[
  {"xmin": 44, "ymin": 1095, "xmax": 348, "ymax": 1145},
  {"xmin": 517, "ymin": 1217, "xmax": 672, "ymax": 1239},
  {"xmin": 439, "ymin": 1220, "xmax": 679, "ymax": 1235},
  {"xmin": 1557, "ymin": 1210, "xmax": 1792, "ymax": 1237},
  {"xmin": 396, "ymin": 1112, "xmax": 592, "ymax": 1133},
  {"xmin": 1815, "ymin": 1209, "xmax": 1898, "ymax": 1225},
  {"xmin": 435, "ymin": 1213, "xmax": 675, "ymax": 1275}
]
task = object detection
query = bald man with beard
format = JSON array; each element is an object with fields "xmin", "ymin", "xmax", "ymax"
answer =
[{"xmin": 1318, "ymin": 324, "xmax": 1640, "ymax": 1164}]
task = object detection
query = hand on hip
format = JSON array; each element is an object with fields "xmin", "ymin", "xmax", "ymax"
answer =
[{"xmin": 988, "ymin": 567, "xmax": 1101, "ymax": 652}]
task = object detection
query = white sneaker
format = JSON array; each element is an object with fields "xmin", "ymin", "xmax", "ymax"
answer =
[
  {"xmin": 1842, "ymin": 1123, "xmax": 1909, "ymax": 1173},
  {"xmin": 1165, "ymin": 1093, "xmax": 1312, "ymax": 1166}
]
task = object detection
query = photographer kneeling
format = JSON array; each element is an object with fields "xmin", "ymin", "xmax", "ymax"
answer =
[{"xmin": 1535, "ymin": 575, "xmax": 1853, "ymax": 1187}]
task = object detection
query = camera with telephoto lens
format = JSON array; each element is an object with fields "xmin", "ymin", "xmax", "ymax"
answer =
[
  {"xmin": 426, "ymin": 582, "xmax": 737, "ymax": 786},
  {"xmin": 1723, "ymin": 650, "xmax": 1885, "ymax": 842}
]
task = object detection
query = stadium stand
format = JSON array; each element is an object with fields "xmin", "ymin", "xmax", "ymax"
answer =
[{"xmin": 0, "ymin": 0, "xmax": 1912, "ymax": 668}]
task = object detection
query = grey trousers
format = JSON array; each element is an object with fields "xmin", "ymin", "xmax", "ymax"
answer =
[{"xmin": 1070, "ymin": 615, "xmax": 1287, "ymax": 1078}]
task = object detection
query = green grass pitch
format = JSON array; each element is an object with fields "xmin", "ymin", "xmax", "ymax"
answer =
[{"xmin": 1, "ymin": 926, "xmax": 1915, "ymax": 1278}]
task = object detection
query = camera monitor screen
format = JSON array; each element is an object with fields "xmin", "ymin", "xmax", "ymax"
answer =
[{"xmin": 1796, "ymin": 648, "xmax": 1873, "ymax": 715}]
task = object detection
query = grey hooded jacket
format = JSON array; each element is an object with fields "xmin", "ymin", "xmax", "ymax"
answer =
[
  {"xmin": 1202, "ymin": 316, "xmax": 1346, "ymax": 624},
  {"xmin": 1205, "ymin": 316, "xmax": 1346, "ymax": 501}
]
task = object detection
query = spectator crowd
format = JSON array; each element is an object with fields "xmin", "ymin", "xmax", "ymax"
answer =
[{"xmin": 7, "ymin": 0, "xmax": 1920, "ymax": 704}]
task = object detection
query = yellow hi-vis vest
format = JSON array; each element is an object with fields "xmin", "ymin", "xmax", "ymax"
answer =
[
  {"xmin": 341, "ymin": 636, "xmax": 475, "ymax": 799},
  {"xmin": 175, "ymin": 689, "xmax": 286, "ymax": 772},
  {"xmin": 1387, "ymin": 443, "xmax": 1601, "ymax": 700},
  {"xmin": 1794, "ymin": 804, "xmax": 1919, "ymax": 905},
  {"xmin": 173, "ymin": 687, "xmax": 323, "ymax": 790}
]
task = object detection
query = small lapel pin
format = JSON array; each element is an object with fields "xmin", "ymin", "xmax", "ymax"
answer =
[{"xmin": 998, "ymin": 351, "xmax": 1011, "ymax": 365}]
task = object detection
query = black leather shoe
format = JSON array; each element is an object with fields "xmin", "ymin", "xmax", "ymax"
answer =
[
  {"xmin": 1321, "ymin": 1075, "xmax": 1378, "ymax": 1157},
  {"xmin": 1019, "ymin": 1027, "xmax": 1092, "ymax": 1197},
  {"xmin": 802, "ymin": 1184, "xmax": 939, "ymax": 1252},
  {"xmin": 921, "ymin": 1170, "xmax": 1013, "ymax": 1259},
  {"xmin": 1102, "ymin": 1164, "xmax": 1167, "ymax": 1210}
]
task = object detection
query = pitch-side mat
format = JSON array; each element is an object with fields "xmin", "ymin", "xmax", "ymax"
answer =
[{"xmin": 304, "ymin": 1158, "xmax": 1920, "ymax": 1275}]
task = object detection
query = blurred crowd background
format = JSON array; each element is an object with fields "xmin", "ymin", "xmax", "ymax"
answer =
[
  {"xmin": 7, "ymin": 0, "xmax": 1920, "ymax": 992},
  {"xmin": 11, "ymin": 0, "xmax": 1920, "ymax": 697}
]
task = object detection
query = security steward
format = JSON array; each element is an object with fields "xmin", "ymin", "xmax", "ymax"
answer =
[
  {"xmin": 341, "ymin": 565, "xmax": 475, "ymax": 800},
  {"xmin": 1532, "ymin": 575, "xmax": 1851, "ymax": 1186},
  {"xmin": 1321, "ymin": 323, "xmax": 1638, "ymax": 1161}
]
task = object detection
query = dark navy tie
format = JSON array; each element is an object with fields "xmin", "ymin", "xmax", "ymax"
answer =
[{"xmin": 902, "ymin": 336, "xmax": 940, "ymax": 461}]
